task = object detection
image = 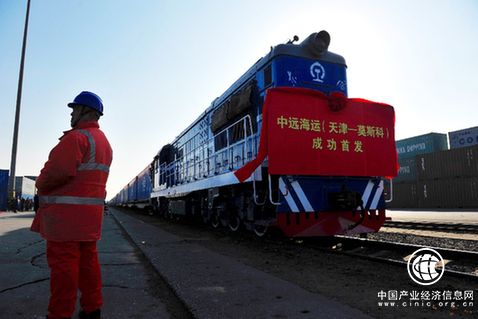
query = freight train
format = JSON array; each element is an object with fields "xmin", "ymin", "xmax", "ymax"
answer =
[
  {"xmin": 111, "ymin": 30, "xmax": 398, "ymax": 237},
  {"xmin": 111, "ymin": 165, "xmax": 152, "ymax": 209}
]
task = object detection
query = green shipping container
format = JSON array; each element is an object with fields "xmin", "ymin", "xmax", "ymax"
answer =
[{"xmin": 396, "ymin": 132, "xmax": 448, "ymax": 160}]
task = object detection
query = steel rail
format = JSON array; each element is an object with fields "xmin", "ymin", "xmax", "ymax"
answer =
[{"xmin": 383, "ymin": 221, "xmax": 478, "ymax": 234}]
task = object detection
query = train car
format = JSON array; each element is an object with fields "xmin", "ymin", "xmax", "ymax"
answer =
[
  {"xmin": 133, "ymin": 165, "xmax": 153, "ymax": 209},
  {"xmin": 112, "ymin": 165, "xmax": 152, "ymax": 209},
  {"xmin": 144, "ymin": 30, "xmax": 397, "ymax": 237}
]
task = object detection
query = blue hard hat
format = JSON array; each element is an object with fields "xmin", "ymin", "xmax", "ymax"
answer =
[{"xmin": 68, "ymin": 91, "xmax": 104, "ymax": 115}]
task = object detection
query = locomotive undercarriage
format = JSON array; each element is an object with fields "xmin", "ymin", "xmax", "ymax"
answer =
[
  {"xmin": 151, "ymin": 173, "xmax": 387, "ymax": 237},
  {"xmin": 152, "ymin": 181, "xmax": 277, "ymax": 237}
]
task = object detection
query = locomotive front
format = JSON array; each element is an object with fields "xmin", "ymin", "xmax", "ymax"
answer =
[{"xmin": 234, "ymin": 30, "xmax": 398, "ymax": 236}]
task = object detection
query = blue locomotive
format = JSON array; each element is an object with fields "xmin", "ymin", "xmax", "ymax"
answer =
[{"xmin": 112, "ymin": 31, "xmax": 397, "ymax": 237}]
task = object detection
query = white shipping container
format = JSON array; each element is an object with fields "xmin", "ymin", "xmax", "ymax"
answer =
[
  {"xmin": 15, "ymin": 176, "xmax": 36, "ymax": 198},
  {"xmin": 449, "ymin": 126, "xmax": 478, "ymax": 149}
]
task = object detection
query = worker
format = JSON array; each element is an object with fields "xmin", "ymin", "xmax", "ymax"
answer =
[{"xmin": 31, "ymin": 91, "xmax": 113, "ymax": 319}]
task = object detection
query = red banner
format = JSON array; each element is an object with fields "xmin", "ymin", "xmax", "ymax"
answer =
[{"xmin": 235, "ymin": 87, "xmax": 398, "ymax": 182}]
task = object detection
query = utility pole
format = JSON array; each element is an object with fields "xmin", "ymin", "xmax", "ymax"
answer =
[{"xmin": 8, "ymin": 0, "xmax": 31, "ymax": 210}]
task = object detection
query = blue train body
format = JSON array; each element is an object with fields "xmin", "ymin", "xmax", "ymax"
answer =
[{"xmin": 111, "ymin": 166, "xmax": 151, "ymax": 209}]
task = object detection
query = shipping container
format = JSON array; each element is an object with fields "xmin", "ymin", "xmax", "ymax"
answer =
[
  {"xmin": 0, "ymin": 169, "xmax": 9, "ymax": 211},
  {"xmin": 15, "ymin": 176, "xmax": 36, "ymax": 199},
  {"xmin": 394, "ymin": 157, "xmax": 417, "ymax": 182},
  {"xmin": 121, "ymin": 187, "xmax": 128, "ymax": 204},
  {"xmin": 417, "ymin": 179, "xmax": 453, "ymax": 208},
  {"xmin": 136, "ymin": 167, "xmax": 152, "ymax": 202},
  {"xmin": 396, "ymin": 133, "xmax": 448, "ymax": 160},
  {"xmin": 417, "ymin": 145, "xmax": 478, "ymax": 180},
  {"xmin": 449, "ymin": 126, "xmax": 478, "ymax": 149},
  {"xmin": 417, "ymin": 177, "xmax": 478, "ymax": 209},
  {"xmin": 127, "ymin": 180, "xmax": 136, "ymax": 202},
  {"xmin": 387, "ymin": 182, "xmax": 418, "ymax": 208},
  {"xmin": 124, "ymin": 166, "xmax": 152, "ymax": 205}
]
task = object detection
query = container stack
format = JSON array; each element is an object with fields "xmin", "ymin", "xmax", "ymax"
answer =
[
  {"xmin": 389, "ymin": 127, "xmax": 478, "ymax": 209},
  {"xmin": 390, "ymin": 133, "xmax": 448, "ymax": 208},
  {"xmin": 416, "ymin": 130, "xmax": 478, "ymax": 208}
]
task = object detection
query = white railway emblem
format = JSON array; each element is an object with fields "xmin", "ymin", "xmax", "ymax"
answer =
[{"xmin": 310, "ymin": 62, "xmax": 325, "ymax": 83}]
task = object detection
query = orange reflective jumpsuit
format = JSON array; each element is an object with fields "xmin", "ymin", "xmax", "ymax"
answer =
[{"xmin": 31, "ymin": 121, "xmax": 112, "ymax": 319}]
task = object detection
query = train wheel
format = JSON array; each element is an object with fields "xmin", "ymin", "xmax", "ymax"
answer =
[
  {"xmin": 210, "ymin": 213, "xmax": 220, "ymax": 229},
  {"xmin": 228, "ymin": 215, "xmax": 241, "ymax": 232},
  {"xmin": 253, "ymin": 224, "xmax": 268, "ymax": 237}
]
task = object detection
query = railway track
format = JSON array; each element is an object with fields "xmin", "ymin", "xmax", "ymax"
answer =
[
  {"xmin": 123, "ymin": 208, "xmax": 478, "ymax": 280},
  {"xmin": 383, "ymin": 221, "xmax": 478, "ymax": 234},
  {"xmin": 321, "ymin": 236, "xmax": 478, "ymax": 280}
]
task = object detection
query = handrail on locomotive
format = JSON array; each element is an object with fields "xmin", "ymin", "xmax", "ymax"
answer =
[{"xmin": 156, "ymin": 114, "xmax": 257, "ymax": 190}]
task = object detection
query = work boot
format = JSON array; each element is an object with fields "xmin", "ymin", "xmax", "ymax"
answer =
[{"xmin": 78, "ymin": 309, "xmax": 101, "ymax": 319}]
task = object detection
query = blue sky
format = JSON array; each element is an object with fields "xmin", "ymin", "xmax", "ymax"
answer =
[{"xmin": 1, "ymin": 0, "xmax": 477, "ymax": 199}]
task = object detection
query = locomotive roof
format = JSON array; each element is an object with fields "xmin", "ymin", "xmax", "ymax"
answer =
[
  {"xmin": 212, "ymin": 31, "xmax": 346, "ymax": 111},
  {"xmin": 163, "ymin": 31, "xmax": 346, "ymax": 152}
]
